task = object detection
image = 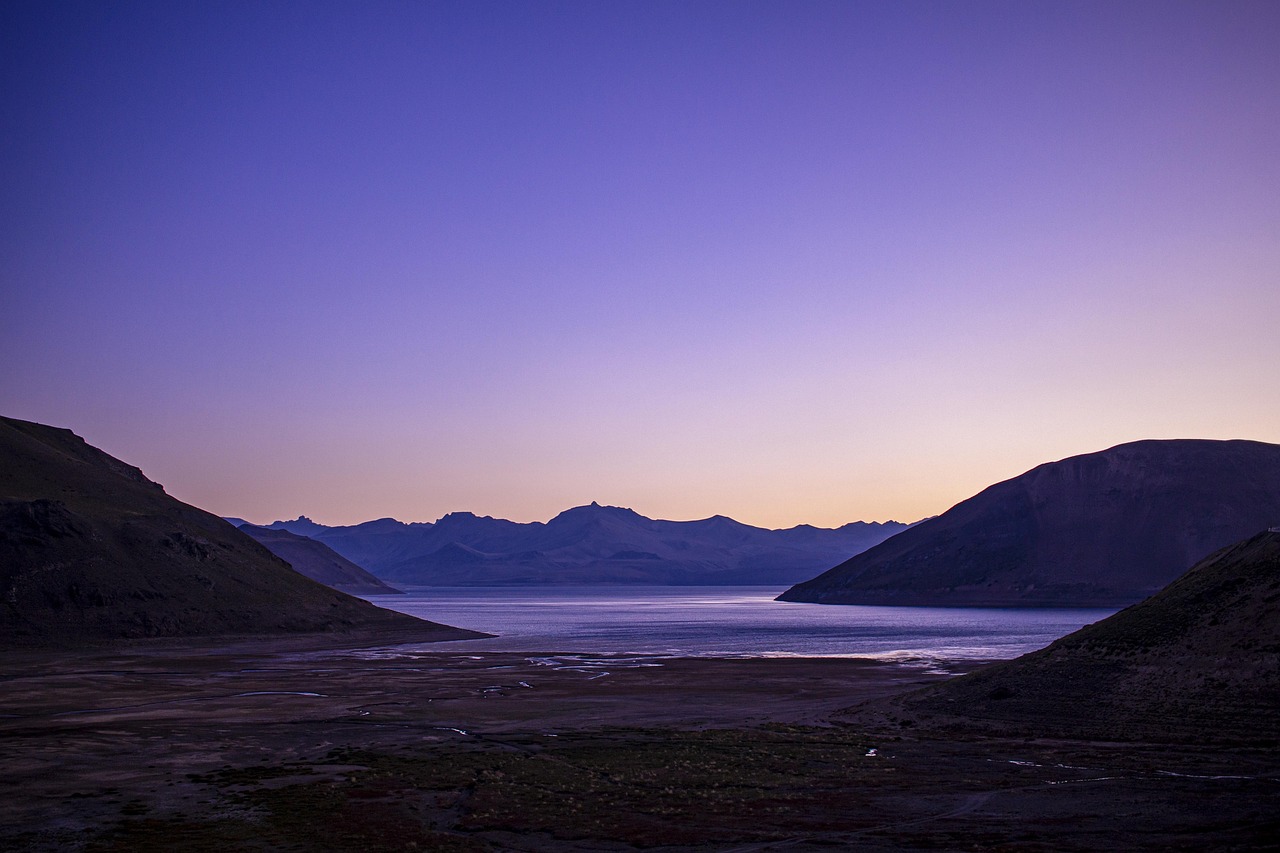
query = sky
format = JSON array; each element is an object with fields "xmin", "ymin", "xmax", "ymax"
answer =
[{"xmin": 2, "ymin": 0, "xmax": 1278, "ymax": 530}]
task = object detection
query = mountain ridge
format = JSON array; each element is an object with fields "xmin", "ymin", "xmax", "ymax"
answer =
[
  {"xmin": 780, "ymin": 438, "xmax": 1280, "ymax": 607},
  {"xmin": 236, "ymin": 524, "xmax": 403, "ymax": 596},
  {"xmin": 236, "ymin": 503, "xmax": 912, "ymax": 586},
  {"xmin": 0, "ymin": 416, "xmax": 483, "ymax": 646},
  {"xmin": 853, "ymin": 529, "xmax": 1280, "ymax": 743}
]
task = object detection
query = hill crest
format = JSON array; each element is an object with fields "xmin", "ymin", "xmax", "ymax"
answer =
[
  {"xmin": 0, "ymin": 416, "xmax": 482, "ymax": 645},
  {"xmin": 780, "ymin": 438, "xmax": 1280, "ymax": 607},
  {"xmin": 241, "ymin": 505, "xmax": 911, "ymax": 586},
  {"xmin": 855, "ymin": 530, "xmax": 1280, "ymax": 743}
]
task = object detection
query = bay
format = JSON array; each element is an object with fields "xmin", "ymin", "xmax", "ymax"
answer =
[{"xmin": 370, "ymin": 586, "xmax": 1115, "ymax": 665}]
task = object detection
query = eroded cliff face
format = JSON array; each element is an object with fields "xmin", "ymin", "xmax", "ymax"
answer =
[{"xmin": 781, "ymin": 439, "xmax": 1280, "ymax": 607}]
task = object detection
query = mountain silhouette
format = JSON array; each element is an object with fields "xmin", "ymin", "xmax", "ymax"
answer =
[
  {"xmin": 236, "ymin": 524, "xmax": 402, "ymax": 596},
  {"xmin": 0, "ymin": 416, "xmax": 482, "ymax": 645},
  {"xmin": 254, "ymin": 501, "xmax": 909, "ymax": 585},
  {"xmin": 780, "ymin": 439, "xmax": 1280, "ymax": 607},
  {"xmin": 863, "ymin": 530, "xmax": 1280, "ymax": 743}
]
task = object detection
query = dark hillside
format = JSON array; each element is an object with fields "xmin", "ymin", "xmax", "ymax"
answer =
[
  {"xmin": 858, "ymin": 531, "xmax": 1280, "ymax": 743},
  {"xmin": 0, "ymin": 416, "xmax": 483, "ymax": 646},
  {"xmin": 782, "ymin": 439, "xmax": 1280, "ymax": 607}
]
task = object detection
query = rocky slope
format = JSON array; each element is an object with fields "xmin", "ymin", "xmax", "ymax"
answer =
[
  {"xmin": 859, "ymin": 530, "xmax": 1280, "ymax": 743},
  {"xmin": 236, "ymin": 524, "xmax": 402, "ymax": 596},
  {"xmin": 781, "ymin": 439, "xmax": 1280, "ymax": 607},
  {"xmin": 256, "ymin": 504, "xmax": 909, "ymax": 585},
  {"xmin": 0, "ymin": 416, "xmax": 483, "ymax": 645}
]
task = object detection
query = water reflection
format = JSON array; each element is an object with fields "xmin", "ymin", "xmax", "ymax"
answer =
[{"xmin": 367, "ymin": 586, "xmax": 1114, "ymax": 662}]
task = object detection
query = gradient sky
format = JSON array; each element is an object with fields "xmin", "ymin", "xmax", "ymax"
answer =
[{"xmin": 3, "ymin": 1, "xmax": 1278, "ymax": 529}]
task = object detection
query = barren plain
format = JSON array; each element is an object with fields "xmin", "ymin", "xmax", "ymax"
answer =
[{"xmin": 3, "ymin": 638, "xmax": 1276, "ymax": 852}]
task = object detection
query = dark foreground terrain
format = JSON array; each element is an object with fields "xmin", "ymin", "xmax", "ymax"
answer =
[
  {"xmin": 3, "ymin": 640, "xmax": 1276, "ymax": 852},
  {"xmin": 0, "ymin": 416, "xmax": 477, "ymax": 644}
]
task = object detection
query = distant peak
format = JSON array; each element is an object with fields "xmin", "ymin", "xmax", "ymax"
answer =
[
  {"xmin": 265, "ymin": 516, "xmax": 331, "ymax": 535},
  {"xmin": 346, "ymin": 517, "xmax": 411, "ymax": 533},
  {"xmin": 439, "ymin": 511, "xmax": 479, "ymax": 521},
  {"xmin": 830, "ymin": 519, "xmax": 915, "ymax": 530},
  {"xmin": 550, "ymin": 502, "xmax": 643, "ymax": 523},
  {"xmin": 700, "ymin": 514, "xmax": 750, "ymax": 528},
  {"xmin": 587, "ymin": 502, "xmax": 637, "ymax": 515}
]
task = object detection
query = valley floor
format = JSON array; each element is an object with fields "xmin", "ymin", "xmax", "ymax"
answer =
[{"xmin": 1, "ymin": 639, "xmax": 1276, "ymax": 851}]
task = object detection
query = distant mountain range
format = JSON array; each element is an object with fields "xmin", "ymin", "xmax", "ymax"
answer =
[
  {"xmin": 868, "ymin": 529, "xmax": 1280, "ymax": 743},
  {"xmin": 0, "ymin": 416, "xmax": 482, "ymax": 645},
  {"xmin": 780, "ymin": 439, "xmax": 1280, "ymax": 607},
  {"xmin": 237, "ymin": 504, "xmax": 911, "ymax": 586},
  {"xmin": 236, "ymin": 524, "xmax": 403, "ymax": 596}
]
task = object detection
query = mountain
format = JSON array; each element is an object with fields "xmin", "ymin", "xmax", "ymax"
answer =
[
  {"xmin": 236, "ymin": 524, "xmax": 403, "ymax": 596},
  {"xmin": 0, "ymin": 416, "xmax": 484, "ymax": 646},
  {"xmin": 261, "ymin": 514, "xmax": 330, "ymax": 537},
  {"xmin": 250, "ymin": 503, "xmax": 910, "ymax": 585},
  {"xmin": 861, "ymin": 530, "xmax": 1280, "ymax": 743},
  {"xmin": 780, "ymin": 439, "xmax": 1280, "ymax": 607}
]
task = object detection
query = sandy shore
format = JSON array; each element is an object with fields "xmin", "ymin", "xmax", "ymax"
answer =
[{"xmin": 2, "ymin": 638, "xmax": 1275, "ymax": 851}]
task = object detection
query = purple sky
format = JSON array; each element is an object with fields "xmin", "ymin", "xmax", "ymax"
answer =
[{"xmin": 3, "ymin": 1, "xmax": 1278, "ymax": 529}]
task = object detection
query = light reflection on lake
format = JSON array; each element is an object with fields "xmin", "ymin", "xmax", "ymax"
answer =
[{"xmin": 367, "ymin": 586, "xmax": 1115, "ymax": 664}]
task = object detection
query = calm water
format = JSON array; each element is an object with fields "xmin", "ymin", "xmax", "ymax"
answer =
[{"xmin": 370, "ymin": 586, "xmax": 1115, "ymax": 665}]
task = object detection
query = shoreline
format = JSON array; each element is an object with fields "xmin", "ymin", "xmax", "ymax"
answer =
[{"xmin": 0, "ymin": 642, "xmax": 976, "ymax": 730}]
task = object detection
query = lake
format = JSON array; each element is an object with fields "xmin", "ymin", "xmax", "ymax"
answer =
[{"xmin": 369, "ymin": 586, "xmax": 1115, "ymax": 665}]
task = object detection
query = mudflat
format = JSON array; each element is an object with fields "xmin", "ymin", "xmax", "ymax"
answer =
[{"xmin": 2, "ymin": 639, "xmax": 1276, "ymax": 851}]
